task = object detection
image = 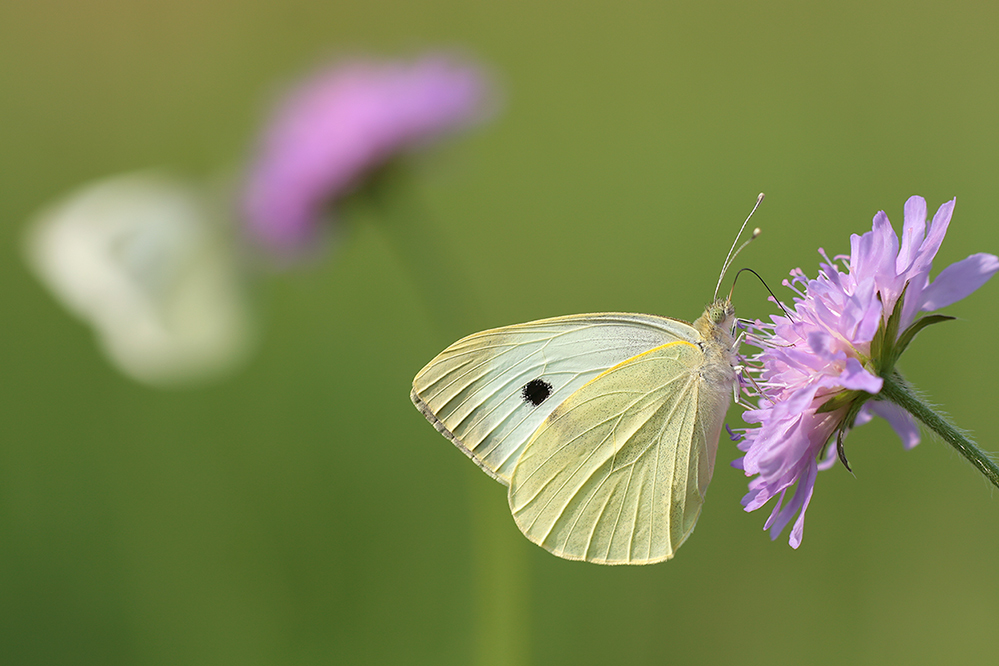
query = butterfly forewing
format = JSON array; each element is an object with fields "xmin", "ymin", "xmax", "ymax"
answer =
[
  {"xmin": 508, "ymin": 341, "xmax": 727, "ymax": 565},
  {"xmin": 411, "ymin": 314, "xmax": 697, "ymax": 484}
]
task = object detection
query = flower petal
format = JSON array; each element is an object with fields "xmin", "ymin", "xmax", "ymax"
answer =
[
  {"xmin": 853, "ymin": 284, "xmax": 884, "ymax": 342},
  {"xmin": 853, "ymin": 405, "xmax": 874, "ymax": 427},
  {"xmin": 787, "ymin": 461, "xmax": 818, "ymax": 549},
  {"xmin": 908, "ymin": 198, "xmax": 955, "ymax": 279},
  {"xmin": 867, "ymin": 401, "xmax": 921, "ymax": 449},
  {"xmin": 919, "ymin": 253, "xmax": 999, "ymax": 311},
  {"xmin": 816, "ymin": 441, "xmax": 839, "ymax": 471},
  {"xmin": 900, "ymin": 198, "xmax": 957, "ymax": 329},
  {"xmin": 851, "ymin": 211, "xmax": 898, "ymax": 284},
  {"xmin": 896, "ymin": 195, "xmax": 926, "ymax": 274},
  {"xmin": 764, "ymin": 460, "xmax": 817, "ymax": 548},
  {"xmin": 837, "ymin": 357, "xmax": 883, "ymax": 393}
]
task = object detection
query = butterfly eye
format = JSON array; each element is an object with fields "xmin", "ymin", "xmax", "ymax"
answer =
[{"xmin": 709, "ymin": 301, "xmax": 736, "ymax": 325}]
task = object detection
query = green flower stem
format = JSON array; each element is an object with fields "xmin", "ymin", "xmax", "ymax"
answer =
[
  {"xmin": 361, "ymin": 166, "xmax": 483, "ymax": 334},
  {"xmin": 880, "ymin": 372, "xmax": 999, "ymax": 489},
  {"xmin": 363, "ymin": 168, "xmax": 529, "ymax": 666}
]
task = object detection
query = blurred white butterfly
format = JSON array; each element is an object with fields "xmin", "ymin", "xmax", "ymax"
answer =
[
  {"xmin": 412, "ymin": 195, "xmax": 763, "ymax": 564},
  {"xmin": 24, "ymin": 171, "xmax": 256, "ymax": 386}
]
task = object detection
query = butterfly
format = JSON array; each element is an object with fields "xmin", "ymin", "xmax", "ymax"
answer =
[{"xmin": 411, "ymin": 195, "xmax": 763, "ymax": 565}]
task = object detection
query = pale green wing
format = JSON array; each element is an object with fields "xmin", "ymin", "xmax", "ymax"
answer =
[
  {"xmin": 411, "ymin": 313, "xmax": 697, "ymax": 484},
  {"xmin": 509, "ymin": 341, "xmax": 730, "ymax": 565}
]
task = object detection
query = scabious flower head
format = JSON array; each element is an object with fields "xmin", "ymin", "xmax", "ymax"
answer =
[
  {"xmin": 738, "ymin": 196, "xmax": 999, "ymax": 548},
  {"xmin": 242, "ymin": 54, "xmax": 492, "ymax": 254}
]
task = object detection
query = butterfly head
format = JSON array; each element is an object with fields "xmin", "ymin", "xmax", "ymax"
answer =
[
  {"xmin": 694, "ymin": 297, "xmax": 736, "ymax": 343},
  {"xmin": 707, "ymin": 297, "xmax": 735, "ymax": 329}
]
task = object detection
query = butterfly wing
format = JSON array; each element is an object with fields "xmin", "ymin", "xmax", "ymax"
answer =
[
  {"xmin": 411, "ymin": 313, "xmax": 697, "ymax": 484},
  {"xmin": 508, "ymin": 340, "xmax": 732, "ymax": 565}
]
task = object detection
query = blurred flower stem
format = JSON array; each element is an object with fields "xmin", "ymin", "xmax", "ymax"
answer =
[
  {"xmin": 362, "ymin": 167, "xmax": 529, "ymax": 666},
  {"xmin": 879, "ymin": 372, "xmax": 999, "ymax": 488}
]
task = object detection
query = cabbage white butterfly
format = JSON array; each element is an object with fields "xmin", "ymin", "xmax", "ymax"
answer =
[{"xmin": 411, "ymin": 195, "xmax": 763, "ymax": 564}]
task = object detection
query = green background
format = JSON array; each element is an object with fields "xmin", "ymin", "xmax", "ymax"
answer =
[{"xmin": 2, "ymin": 1, "xmax": 999, "ymax": 664}]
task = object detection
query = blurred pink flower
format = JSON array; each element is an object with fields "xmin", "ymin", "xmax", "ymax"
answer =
[
  {"xmin": 242, "ymin": 55, "xmax": 492, "ymax": 253},
  {"xmin": 738, "ymin": 196, "xmax": 999, "ymax": 548}
]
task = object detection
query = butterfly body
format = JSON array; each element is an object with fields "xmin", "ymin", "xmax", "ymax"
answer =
[{"xmin": 411, "ymin": 298, "xmax": 739, "ymax": 564}]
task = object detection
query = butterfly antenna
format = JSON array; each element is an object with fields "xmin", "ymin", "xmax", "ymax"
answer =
[{"xmin": 714, "ymin": 193, "xmax": 765, "ymax": 300}]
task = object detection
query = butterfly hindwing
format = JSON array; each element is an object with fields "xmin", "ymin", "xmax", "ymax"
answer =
[
  {"xmin": 411, "ymin": 313, "xmax": 698, "ymax": 484},
  {"xmin": 508, "ymin": 340, "xmax": 727, "ymax": 565}
]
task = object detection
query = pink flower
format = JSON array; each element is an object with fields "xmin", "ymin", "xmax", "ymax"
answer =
[
  {"xmin": 242, "ymin": 55, "xmax": 491, "ymax": 253},
  {"xmin": 738, "ymin": 196, "xmax": 999, "ymax": 548}
]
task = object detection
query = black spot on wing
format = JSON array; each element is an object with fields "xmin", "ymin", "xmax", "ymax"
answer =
[{"xmin": 521, "ymin": 378, "xmax": 553, "ymax": 406}]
